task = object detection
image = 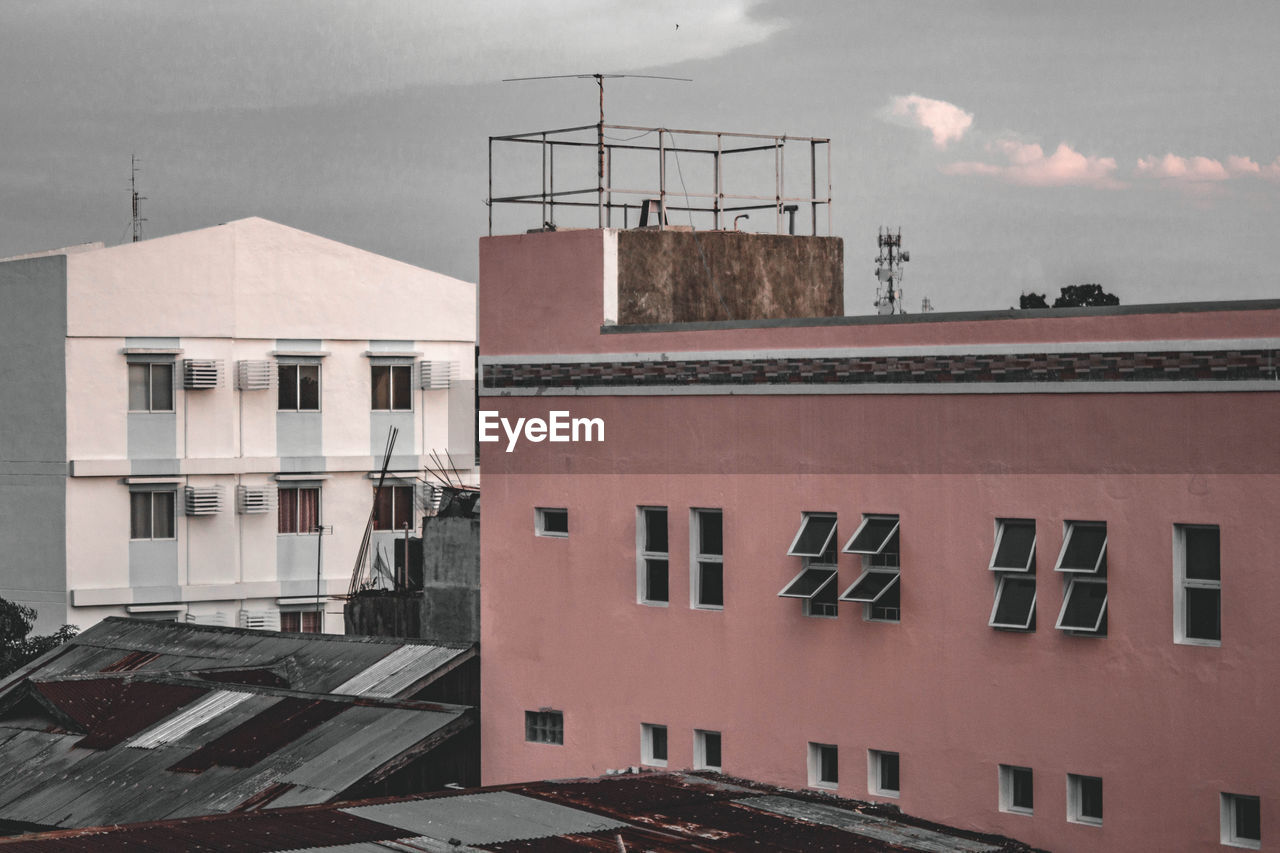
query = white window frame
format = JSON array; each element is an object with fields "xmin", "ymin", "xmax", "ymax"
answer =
[
  {"xmin": 277, "ymin": 361, "xmax": 321, "ymax": 412},
  {"xmin": 1055, "ymin": 521, "xmax": 1108, "ymax": 636},
  {"xmin": 1175, "ymin": 523, "xmax": 1221, "ymax": 647},
  {"xmin": 277, "ymin": 485, "xmax": 322, "ymax": 536},
  {"xmin": 637, "ymin": 506, "xmax": 669, "ymax": 606},
  {"xmin": 1067, "ymin": 773, "xmax": 1103, "ymax": 826},
  {"xmin": 129, "ymin": 489, "xmax": 177, "ymax": 541},
  {"xmin": 371, "ymin": 362, "xmax": 414, "ymax": 412},
  {"xmin": 690, "ymin": 508, "xmax": 724, "ymax": 610},
  {"xmin": 373, "ymin": 483, "xmax": 417, "ymax": 532},
  {"xmin": 808, "ymin": 742, "xmax": 838, "ymax": 790},
  {"xmin": 694, "ymin": 729, "xmax": 722, "ymax": 771},
  {"xmin": 989, "ymin": 519, "xmax": 1037, "ymax": 631},
  {"xmin": 127, "ymin": 360, "xmax": 175, "ymax": 413},
  {"xmin": 780, "ymin": 513, "xmax": 839, "ymax": 619},
  {"xmin": 841, "ymin": 514, "xmax": 900, "ymax": 622},
  {"xmin": 279, "ymin": 609, "xmax": 322, "ymax": 634},
  {"xmin": 999, "ymin": 764, "xmax": 1034, "ymax": 815},
  {"xmin": 1221, "ymin": 792, "xmax": 1261, "ymax": 849},
  {"xmin": 641, "ymin": 723, "xmax": 668, "ymax": 767},
  {"xmin": 868, "ymin": 749, "xmax": 900, "ymax": 798},
  {"xmin": 535, "ymin": 507, "xmax": 569, "ymax": 538}
]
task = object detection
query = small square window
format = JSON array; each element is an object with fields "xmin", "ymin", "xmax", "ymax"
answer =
[
  {"xmin": 692, "ymin": 509, "xmax": 724, "ymax": 609},
  {"xmin": 374, "ymin": 485, "xmax": 416, "ymax": 531},
  {"xmin": 1067, "ymin": 773, "xmax": 1103, "ymax": 825},
  {"xmin": 869, "ymin": 750, "xmax": 900, "ymax": 797},
  {"xmin": 130, "ymin": 490, "xmax": 176, "ymax": 540},
  {"xmin": 1176, "ymin": 524, "xmax": 1221, "ymax": 645},
  {"xmin": 842, "ymin": 515, "xmax": 900, "ymax": 622},
  {"xmin": 788, "ymin": 513, "xmax": 838, "ymax": 558},
  {"xmin": 525, "ymin": 710, "xmax": 563, "ymax": 745},
  {"xmin": 843, "ymin": 515, "xmax": 900, "ymax": 555},
  {"xmin": 641, "ymin": 723, "xmax": 668, "ymax": 767},
  {"xmin": 808, "ymin": 742, "xmax": 838, "ymax": 789},
  {"xmin": 999, "ymin": 764, "xmax": 1034, "ymax": 815},
  {"xmin": 1057, "ymin": 577, "xmax": 1108, "ymax": 634},
  {"xmin": 280, "ymin": 610, "xmax": 322, "ymax": 633},
  {"xmin": 278, "ymin": 363, "xmax": 321, "ymax": 411},
  {"xmin": 990, "ymin": 518, "xmax": 1036, "ymax": 631},
  {"xmin": 695, "ymin": 730, "xmax": 722, "ymax": 771},
  {"xmin": 781, "ymin": 513, "xmax": 839, "ymax": 618},
  {"xmin": 128, "ymin": 361, "xmax": 174, "ymax": 412},
  {"xmin": 990, "ymin": 575, "xmax": 1037, "ymax": 631},
  {"xmin": 1222, "ymin": 792, "xmax": 1261, "ymax": 848},
  {"xmin": 638, "ymin": 507, "xmax": 669, "ymax": 605},
  {"xmin": 1056, "ymin": 521, "xmax": 1107, "ymax": 574},
  {"xmin": 278, "ymin": 487, "xmax": 321, "ymax": 535},
  {"xmin": 1056, "ymin": 521, "xmax": 1107, "ymax": 636},
  {"xmin": 371, "ymin": 363, "xmax": 413, "ymax": 411},
  {"xmin": 991, "ymin": 518, "xmax": 1037, "ymax": 572},
  {"xmin": 536, "ymin": 507, "xmax": 569, "ymax": 538}
]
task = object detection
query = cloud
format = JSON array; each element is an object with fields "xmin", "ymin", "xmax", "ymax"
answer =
[
  {"xmin": 942, "ymin": 140, "xmax": 1121, "ymax": 188},
  {"xmin": 882, "ymin": 94, "xmax": 973, "ymax": 148},
  {"xmin": 1226, "ymin": 156, "xmax": 1261, "ymax": 175},
  {"xmin": 1135, "ymin": 153, "xmax": 1229, "ymax": 181}
]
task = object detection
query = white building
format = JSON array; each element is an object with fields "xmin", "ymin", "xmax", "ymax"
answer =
[{"xmin": 0, "ymin": 217, "xmax": 476, "ymax": 633}]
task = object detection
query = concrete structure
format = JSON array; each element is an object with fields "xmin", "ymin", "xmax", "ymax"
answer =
[
  {"xmin": 0, "ymin": 218, "xmax": 475, "ymax": 633},
  {"xmin": 478, "ymin": 227, "xmax": 1279, "ymax": 852}
]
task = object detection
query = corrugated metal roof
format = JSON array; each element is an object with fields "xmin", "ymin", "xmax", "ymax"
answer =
[
  {"xmin": 740, "ymin": 795, "xmax": 1004, "ymax": 852},
  {"xmin": 342, "ymin": 791, "xmax": 628, "ymax": 845},
  {"xmin": 169, "ymin": 698, "xmax": 349, "ymax": 772},
  {"xmin": 34, "ymin": 679, "xmax": 208, "ymax": 749},
  {"xmin": 126, "ymin": 689, "xmax": 255, "ymax": 749},
  {"xmin": 329, "ymin": 644, "xmax": 466, "ymax": 698}
]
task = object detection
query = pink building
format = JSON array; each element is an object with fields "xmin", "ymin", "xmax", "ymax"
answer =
[{"xmin": 478, "ymin": 227, "xmax": 1278, "ymax": 853}]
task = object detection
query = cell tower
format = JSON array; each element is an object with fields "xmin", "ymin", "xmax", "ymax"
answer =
[
  {"xmin": 874, "ymin": 227, "xmax": 909, "ymax": 315},
  {"xmin": 130, "ymin": 154, "xmax": 146, "ymax": 243}
]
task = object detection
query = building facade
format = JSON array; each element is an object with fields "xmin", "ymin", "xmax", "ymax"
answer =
[
  {"xmin": 478, "ymin": 228, "xmax": 1279, "ymax": 852},
  {"xmin": 0, "ymin": 217, "xmax": 475, "ymax": 633}
]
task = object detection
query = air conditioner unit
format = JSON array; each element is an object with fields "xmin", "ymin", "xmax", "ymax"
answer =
[
  {"xmin": 419, "ymin": 483, "xmax": 442, "ymax": 515},
  {"xmin": 183, "ymin": 359, "xmax": 224, "ymax": 389},
  {"xmin": 420, "ymin": 360, "xmax": 458, "ymax": 390},
  {"xmin": 236, "ymin": 484, "xmax": 277, "ymax": 515},
  {"xmin": 238, "ymin": 609, "xmax": 281, "ymax": 631},
  {"xmin": 185, "ymin": 611, "xmax": 228, "ymax": 626},
  {"xmin": 184, "ymin": 485, "xmax": 225, "ymax": 516},
  {"xmin": 236, "ymin": 360, "xmax": 275, "ymax": 391}
]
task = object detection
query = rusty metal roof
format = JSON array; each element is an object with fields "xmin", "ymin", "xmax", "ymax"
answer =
[{"xmin": 0, "ymin": 772, "xmax": 1038, "ymax": 852}]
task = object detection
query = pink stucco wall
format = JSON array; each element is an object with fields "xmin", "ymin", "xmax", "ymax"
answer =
[{"xmin": 478, "ymin": 230, "xmax": 1280, "ymax": 853}]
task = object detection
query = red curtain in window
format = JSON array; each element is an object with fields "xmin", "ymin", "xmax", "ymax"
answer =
[
  {"xmin": 393, "ymin": 485, "xmax": 414, "ymax": 531},
  {"xmin": 278, "ymin": 488, "xmax": 298, "ymax": 534},
  {"xmin": 298, "ymin": 488, "xmax": 319, "ymax": 533},
  {"xmin": 373, "ymin": 486, "xmax": 394, "ymax": 530}
]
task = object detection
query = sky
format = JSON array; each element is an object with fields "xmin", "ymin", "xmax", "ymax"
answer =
[{"xmin": 2, "ymin": 0, "xmax": 1278, "ymax": 313}]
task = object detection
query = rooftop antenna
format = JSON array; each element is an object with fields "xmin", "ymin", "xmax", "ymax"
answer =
[
  {"xmin": 502, "ymin": 73, "xmax": 692, "ymax": 226},
  {"xmin": 130, "ymin": 154, "xmax": 147, "ymax": 243},
  {"xmin": 874, "ymin": 227, "xmax": 909, "ymax": 315}
]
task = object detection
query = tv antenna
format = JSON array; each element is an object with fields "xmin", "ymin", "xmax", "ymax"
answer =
[
  {"xmin": 502, "ymin": 73, "xmax": 692, "ymax": 218},
  {"xmin": 874, "ymin": 227, "xmax": 910, "ymax": 315},
  {"xmin": 130, "ymin": 154, "xmax": 147, "ymax": 243}
]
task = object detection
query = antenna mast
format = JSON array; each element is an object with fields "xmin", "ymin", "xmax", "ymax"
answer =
[
  {"xmin": 874, "ymin": 227, "xmax": 910, "ymax": 315},
  {"xmin": 130, "ymin": 155, "xmax": 147, "ymax": 243}
]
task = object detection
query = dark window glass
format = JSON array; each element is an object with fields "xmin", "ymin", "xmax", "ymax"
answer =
[
  {"xmin": 993, "ymin": 520, "xmax": 1036, "ymax": 570},
  {"xmin": 870, "ymin": 576, "xmax": 901, "ymax": 621},
  {"xmin": 809, "ymin": 573, "xmax": 838, "ymax": 617},
  {"xmin": 1185, "ymin": 587, "xmax": 1221, "ymax": 641},
  {"xmin": 524, "ymin": 710, "xmax": 563, "ymax": 745},
  {"xmin": 374, "ymin": 486, "xmax": 395, "ymax": 530},
  {"xmin": 819, "ymin": 745, "xmax": 838, "ymax": 784},
  {"xmin": 391, "ymin": 364, "xmax": 412, "ymax": 410},
  {"xmin": 130, "ymin": 492, "xmax": 152, "ymax": 539},
  {"xmin": 643, "ymin": 508, "xmax": 668, "ymax": 553},
  {"xmin": 651, "ymin": 726, "xmax": 667, "ymax": 762},
  {"xmin": 791, "ymin": 515, "xmax": 837, "ymax": 557},
  {"xmin": 1061, "ymin": 580, "xmax": 1108, "ymax": 632},
  {"xmin": 1060, "ymin": 523, "xmax": 1106, "ymax": 572},
  {"xmin": 870, "ymin": 530, "xmax": 900, "ymax": 568},
  {"xmin": 841, "ymin": 571, "xmax": 898, "ymax": 603},
  {"xmin": 1011, "ymin": 767, "xmax": 1033, "ymax": 810},
  {"xmin": 278, "ymin": 364, "xmax": 297, "ymax": 410},
  {"xmin": 152, "ymin": 491, "xmax": 175, "ymax": 539},
  {"xmin": 703, "ymin": 732, "xmax": 722, "ymax": 769},
  {"xmin": 645, "ymin": 559, "xmax": 669, "ymax": 602},
  {"xmin": 879, "ymin": 752, "xmax": 900, "ymax": 793},
  {"xmin": 393, "ymin": 485, "xmax": 414, "ymax": 531},
  {"xmin": 298, "ymin": 364, "xmax": 320, "ymax": 410},
  {"xmin": 371, "ymin": 365, "xmax": 391, "ymax": 409},
  {"xmin": 150, "ymin": 363, "xmax": 173, "ymax": 411},
  {"xmin": 1078, "ymin": 776, "xmax": 1103, "ymax": 821},
  {"xmin": 698, "ymin": 562, "xmax": 723, "ymax": 607},
  {"xmin": 846, "ymin": 516, "xmax": 898, "ymax": 554},
  {"xmin": 780, "ymin": 567, "xmax": 838, "ymax": 599},
  {"xmin": 992, "ymin": 576, "xmax": 1037, "ymax": 629},
  {"xmin": 699, "ymin": 512, "xmax": 722, "ymax": 556},
  {"xmin": 1235, "ymin": 795, "xmax": 1261, "ymax": 841},
  {"xmin": 540, "ymin": 508, "xmax": 568, "ymax": 535},
  {"xmin": 1185, "ymin": 526, "xmax": 1220, "ymax": 580},
  {"xmin": 128, "ymin": 364, "xmax": 149, "ymax": 411}
]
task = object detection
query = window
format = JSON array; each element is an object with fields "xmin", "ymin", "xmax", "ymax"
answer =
[
  {"xmin": 989, "ymin": 518, "xmax": 1037, "ymax": 631},
  {"xmin": 691, "ymin": 509, "xmax": 724, "ymax": 609},
  {"xmin": 1055, "ymin": 521, "xmax": 1107, "ymax": 635},
  {"xmin": 374, "ymin": 485, "xmax": 416, "ymax": 532},
  {"xmin": 278, "ymin": 363, "xmax": 320, "ymax": 411},
  {"xmin": 808, "ymin": 742, "xmax": 838, "ymax": 789},
  {"xmin": 278, "ymin": 487, "xmax": 320, "ymax": 534},
  {"xmin": 695, "ymin": 730, "xmax": 722, "ymax": 771},
  {"xmin": 371, "ymin": 363, "xmax": 413, "ymax": 411},
  {"xmin": 130, "ymin": 491, "xmax": 176, "ymax": 540},
  {"xmin": 841, "ymin": 515, "xmax": 900, "ymax": 622},
  {"xmin": 779, "ymin": 513, "xmax": 839, "ymax": 618},
  {"xmin": 868, "ymin": 750, "xmax": 900, "ymax": 797},
  {"xmin": 637, "ymin": 507, "xmax": 669, "ymax": 605},
  {"xmin": 999, "ymin": 765, "xmax": 1034, "ymax": 815},
  {"xmin": 525, "ymin": 710, "xmax": 563, "ymax": 745},
  {"xmin": 1221, "ymin": 793, "xmax": 1261, "ymax": 848},
  {"xmin": 1176, "ymin": 524, "xmax": 1221, "ymax": 645},
  {"xmin": 280, "ymin": 610, "xmax": 321, "ymax": 633},
  {"xmin": 641, "ymin": 723, "xmax": 668, "ymax": 767},
  {"xmin": 1067, "ymin": 774, "xmax": 1103, "ymax": 825},
  {"xmin": 535, "ymin": 507, "xmax": 568, "ymax": 538},
  {"xmin": 128, "ymin": 362, "xmax": 174, "ymax": 412}
]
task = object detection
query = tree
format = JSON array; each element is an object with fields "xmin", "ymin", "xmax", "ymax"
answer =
[
  {"xmin": 1019, "ymin": 292, "xmax": 1049, "ymax": 309},
  {"xmin": 1052, "ymin": 283, "xmax": 1119, "ymax": 308},
  {"xmin": 0, "ymin": 599, "xmax": 77, "ymax": 678}
]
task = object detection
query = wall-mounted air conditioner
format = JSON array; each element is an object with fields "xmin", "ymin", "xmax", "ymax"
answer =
[
  {"xmin": 184, "ymin": 485, "xmax": 225, "ymax": 516},
  {"xmin": 236, "ymin": 484, "xmax": 277, "ymax": 514},
  {"xmin": 182, "ymin": 359, "xmax": 224, "ymax": 389},
  {"xmin": 420, "ymin": 360, "xmax": 458, "ymax": 390},
  {"xmin": 236, "ymin": 360, "xmax": 275, "ymax": 391}
]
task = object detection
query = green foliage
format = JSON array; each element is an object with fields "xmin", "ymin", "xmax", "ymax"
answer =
[
  {"xmin": 1019, "ymin": 284, "xmax": 1119, "ymax": 309},
  {"xmin": 0, "ymin": 598, "xmax": 77, "ymax": 678},
  {"xmin": 1020, "ymin": 292, "xmax": 1049, "ymax": 309}
]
